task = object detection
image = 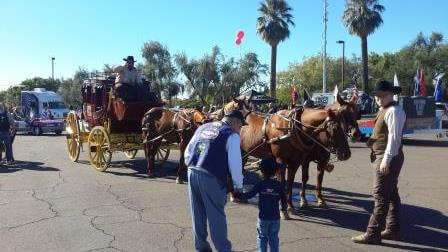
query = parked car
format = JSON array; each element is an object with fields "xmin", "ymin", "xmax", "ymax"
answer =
[{"xmin": 15, "ymin": 118, "xmax": 64, "ymax": 135}]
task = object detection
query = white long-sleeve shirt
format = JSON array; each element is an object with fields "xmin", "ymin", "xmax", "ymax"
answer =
[
  {"xmin": 381, "ymin": 105, "xmax": 406, "ymax": 168},
  {"xmin": 184, "ymin": 126, "xmax": 244, "ymax": 189},
  {"xmin": 114, "ymin": 65, "xmax": 142, "ymax": 85}
]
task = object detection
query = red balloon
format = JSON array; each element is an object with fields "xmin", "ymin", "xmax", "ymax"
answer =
[
  {"xmin": 235, "ymin": 38, "xmax": 242, "ymax": 45},
  {"xmin": 237, "ymin": 30, "xmax": 245, "ymax": 39}
]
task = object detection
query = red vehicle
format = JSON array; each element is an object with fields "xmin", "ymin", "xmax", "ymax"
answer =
[{"xmin": 14, "ymin": 117, "xmax": 64, "ymax": 135}]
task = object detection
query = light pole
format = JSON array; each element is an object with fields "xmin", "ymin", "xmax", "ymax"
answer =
[
  {"xmin": 336, "ymin": 40, "xmax": 345, "ymax": 90},
  {"xmin": 51, "ymin": 57, "xmax": 55, "ymax": 80}
]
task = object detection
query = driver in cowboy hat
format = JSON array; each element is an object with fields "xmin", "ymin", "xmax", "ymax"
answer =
[
  {"xmin": 352, "ymin": 80, "xmax": 406, "ymax": 244},
  {"xmin": 114, "ymin": 56, "xmax": 142, "ymax": 102}
]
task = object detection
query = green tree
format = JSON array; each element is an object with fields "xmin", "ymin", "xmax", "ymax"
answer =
[
  {"xmin": 59, "ymin": 67, "xmax": 88, "ymax": 109},
  {"xmin": 141, "ymin": 41, "xmax": 179, "ymax": 101},
  {"xmin": 342, "ymin": 0, "xmax": 385, "ymax": 93},
  {"xmin": 175, "ymin": 47, "xmax": 220, "ymax": 105},
  {"xmin": 256, "ymin": 0, "xmax": 294, "ymax": 98}
]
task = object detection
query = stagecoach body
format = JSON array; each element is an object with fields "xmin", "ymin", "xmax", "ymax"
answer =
[{"xmin": 65, "ymin": 75, "xmax": 170, "ymax": 171}]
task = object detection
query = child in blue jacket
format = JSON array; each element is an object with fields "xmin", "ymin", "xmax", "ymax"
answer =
[{"xmin": 234, "ymin": 157, "xmax": 290, "ymax": 252}]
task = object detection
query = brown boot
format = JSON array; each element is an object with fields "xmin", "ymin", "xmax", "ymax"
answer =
[
  {"xmin": 351, "ymin": 233, "xmax": 381, "ymax": 245},
  {"xmin": 381, "ymin": 229, "xmax": 400, "ymax": 241}
]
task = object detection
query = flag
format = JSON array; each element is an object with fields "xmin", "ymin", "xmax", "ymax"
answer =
[
  {"xmin": 333, "ymin": 85, "xmax": 339, "ymax": 97},
  {"xmin": 414, "ymin": 69, "xmax": 420, "ymax": 96},
  {"xmin": 291, "ymin": 87, "xmax": 298, "ymax": 104},
  {"xmin": 352, "ymin": 85, "xmax": 359, "ymax": 101},
  {"xmin": 419, "ymin": 70, "xmax": 428, "ymax": 96},
  {"xmin": 434, "ymin": 73, "xmax": 445, "ymax": 102},
  {"xmin": 393, "ymin": 73, "xmax": 399, "ymax": 101}
]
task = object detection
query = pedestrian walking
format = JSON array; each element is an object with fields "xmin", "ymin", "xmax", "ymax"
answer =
[
  {"xmin": 184, "ymin": 109, "xmax": 246, "ymax": 252},
  {"xmin": 352, "ymin": 80, "xmax": 406, "ymax": 244},
  {"xmin": 233, "ymin": 157, "xmax": 289, "ymax": 252},
  {"xmin": 0, "ymin": 103, "xmax": 15, "ymax": 164}
]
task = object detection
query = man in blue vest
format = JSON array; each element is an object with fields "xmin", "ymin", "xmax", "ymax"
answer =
[{"xmin": 184, "ymin": 109, "xmax": 246, "ymax": 252}]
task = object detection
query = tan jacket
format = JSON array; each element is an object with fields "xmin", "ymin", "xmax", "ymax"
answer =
[{"xmin": 114, "ymin": 65, "xmax": 142, "ymax": 85}]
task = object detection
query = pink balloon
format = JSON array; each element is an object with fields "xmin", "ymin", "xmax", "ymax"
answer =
[
  {"xmin": 235, "ymin": 38, "xmax": 242, "ymax": 45},
  {"xmin": 237, "ymin": 30, "xmax": 245, "ymax": 39}
]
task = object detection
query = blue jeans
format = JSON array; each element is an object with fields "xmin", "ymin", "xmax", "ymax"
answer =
[
  {"xmin": 257, "ymin": 219, "xmax": 280, "ymax": 252},
  {"xmin": 188, "ymin": 168, "xmax": 231, "ymax": 252},
  {"xmin": 0, "ymin": 131, "xmax": 13, "ymax": 161}
]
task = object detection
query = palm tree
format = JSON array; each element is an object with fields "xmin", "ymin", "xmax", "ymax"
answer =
[
  {"xmin": 342, "ymin": 0, "xmax": 384, "ymax": 93},
  {"xmin": 256, "ymin": 0, "xmax": 294, "ymax": 98}
]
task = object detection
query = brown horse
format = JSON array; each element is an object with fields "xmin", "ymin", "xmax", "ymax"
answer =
[
  {"xmin": 298, "ymin": 94, "xmax": 361, "ymax": 208},
  {"xmin": 141, "ymin": 108, "xmax": 208, "ymax": 183},
  {"xmin": 239, "ymin": 106, "xmax": 351, "ymax": 210},
  {"xmin": 208, "ymin": 97, "xmax": 250, "ymax": 121}
]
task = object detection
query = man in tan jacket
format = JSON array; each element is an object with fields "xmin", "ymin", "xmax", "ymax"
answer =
[
  {"xmin": 352, "ymin": 80, "xmax": 406, "ymax": 244},
  {"xmin": 114, "ymin": 56, "xmax": 142, "ymax": 101}
]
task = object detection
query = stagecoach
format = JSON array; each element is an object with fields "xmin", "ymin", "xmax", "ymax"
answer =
[{"xmin": 65, "ymin": 74, "xmax": 171, "ymax": 171}]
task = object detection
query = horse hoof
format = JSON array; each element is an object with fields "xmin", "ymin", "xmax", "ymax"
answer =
[
  {"xmin": 317, "ymin": 200, "xmax": 327, "ymax": 208},
  {"xmin": 287, "ymin": 207, "xmax": 296, "ymax": 215},
  {"xmin": 325, "ymin": 164, "xmax": 334, "ymax": 173},
  {"xmin": 176, "ymin": 178, "xmax": 184, "ymax": 184},
  {"xmin": 300, "ymin": 200, "xmax": 308, "ymax": 208},
  {"xmin": 147, "ymin": 173, "xmax": 156, "ymax": 178}
]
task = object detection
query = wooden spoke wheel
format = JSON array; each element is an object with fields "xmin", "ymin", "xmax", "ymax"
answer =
[
  {"xmin": 124, "ymin": 150, "xmax": 138, "ymax": 159},
  {"xmin": 88, "ymin": 126, "xmax": 112, "ymax": 172},
  {"xmin": 155, "ymin": 146, "xmax": 170, "ymax": 166},
  {"xmin": 66, "ymin": 111, "xmax": 81, "ymax": 162}
]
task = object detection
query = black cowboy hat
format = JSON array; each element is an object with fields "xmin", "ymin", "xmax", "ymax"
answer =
[
  {"xmin": 373, "ymin": 80, "xmax": 402, "ymax": 95},
  {"xmin": 259, "ymin": 157, "xmax": 278, "ymax": 175},
  {"xmin": 224, "ymin": 109, "xmax": 248, "ymax": 125},
  {"xmin": 123, "ymin": 56, "xmax": 136, "ymax": 62}
]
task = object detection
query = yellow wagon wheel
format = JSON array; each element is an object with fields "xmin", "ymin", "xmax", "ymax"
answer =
[
  {"xmin": 88, "ymin": 126, "xmax": 112, "ymax": 172},
  {"xmin": 65, "ymin": 111, "xmax": 81, "ymax": 162},
  {"xmin": 124, "ymin": 150, "xmax": 138, "ymax": 159},
  {"xmin": 143, "ymin": 145, "xmax": 170, "ymax": 166}
]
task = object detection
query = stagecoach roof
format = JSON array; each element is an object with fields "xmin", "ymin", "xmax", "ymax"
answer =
[{"xmin": 241, "ymin": 90, "xmax": 276, "ymax": 104}]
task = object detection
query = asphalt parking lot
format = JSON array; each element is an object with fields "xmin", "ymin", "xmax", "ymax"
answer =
[{"xmin": 0, "ymin": 133, "xmax": 447, "ymax": 252}]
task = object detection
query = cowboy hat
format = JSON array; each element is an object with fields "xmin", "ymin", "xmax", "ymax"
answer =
[
  {"xmin": 123, "ymin": 56, "xmax": 136, "ymax": 62},
  {"xmin": 373, "ymin": 80, "xmax": 402, "ymax": 95}
]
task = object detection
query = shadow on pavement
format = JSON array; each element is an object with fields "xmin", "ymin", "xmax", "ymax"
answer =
[
  {"xmin": 104, "ymin": 158, "xmax": 182, "ymax": 182},
  {"xmin": 402, "ymin": 138, "xmax": 448, "ymax": 147},
  {"xmin": 242, "ymin": 170, "xmax": 448, "ymax": 252},
  {"xmin": 0, "ymin": 160, "xmax": 60, "ymax": 173}
]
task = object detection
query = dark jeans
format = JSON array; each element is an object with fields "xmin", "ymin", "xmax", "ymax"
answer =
[
  {"xmin": 0, "ymin": 131, "xmax": 13, "ymax": 161},
  {"xmin": 367, "ymin": 151, "xmax": 404, "ymax": 236},
  {"xmin": 257, "ymin": 219, "xmax": 280, "ymax": 252}
]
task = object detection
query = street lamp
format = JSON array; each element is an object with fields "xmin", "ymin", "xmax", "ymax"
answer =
[
  {"xmin": 336, "ymin": 40, "xmax": 345, "ymax": 90},
  {"xmin": 51, "ymin": 57, "xmax": 55, "ymax": 80}
]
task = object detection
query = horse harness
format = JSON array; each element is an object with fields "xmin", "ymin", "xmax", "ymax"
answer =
[
  {"xmin": 143, "ymin": 110, "xmax": 197, "ymax": 144},
  {"xmin": 242, "ymin": 108, "xmax": 335, "ymax": 159}
]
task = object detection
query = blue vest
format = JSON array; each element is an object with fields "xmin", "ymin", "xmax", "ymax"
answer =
[{"xmin": 186, "ymin": 121, "xmax": 235, "ymax": 185}]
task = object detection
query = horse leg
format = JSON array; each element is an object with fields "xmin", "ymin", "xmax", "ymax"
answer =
[
  {"xmin": 300, "ymin": 161, "xmax": 310, "ymax": 208},
  {"xmin": 285, "ymin": 163, "xmax": 298, "ymax": 213},
  {"xmin": 176, "ymin": 137, "xmax": 187, "ymax": 184},
  {"xmin": 316, "ymin": 162, "xmax": 327, "ymax": 208},
  {"xmin": 144, "ymin": 143, "xmax": 156, "ymax": 178}
]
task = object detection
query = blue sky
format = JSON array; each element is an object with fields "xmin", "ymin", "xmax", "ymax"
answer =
[{"xmin": 1, "ymin": 0, "xmax": 447, "ymax": 90}]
